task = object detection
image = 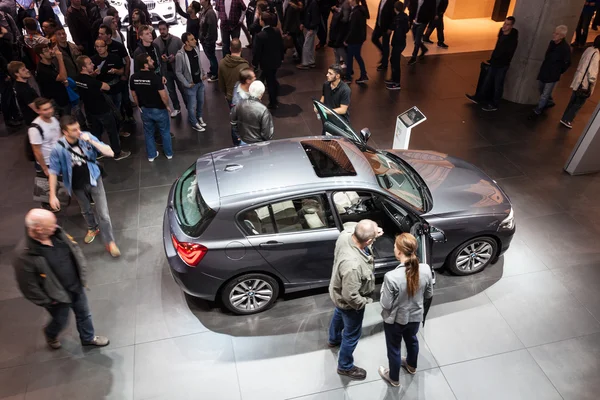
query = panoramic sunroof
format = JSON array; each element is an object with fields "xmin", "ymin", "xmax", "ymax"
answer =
[{"xmin": 301, "ymin": 140, "xmax": 357, "ymax": 178}]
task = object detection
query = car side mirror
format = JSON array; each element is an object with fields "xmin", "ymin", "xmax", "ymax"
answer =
[
  {"xmin": 360, "ymin": 128, "xmax": 371, "ymax": 142},
  {"xmin": 430, "ymin": 226, "xmax": 447, "ymax": 243}
]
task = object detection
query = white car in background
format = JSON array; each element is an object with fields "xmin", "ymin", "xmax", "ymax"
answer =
[{"xmin": 110, "ymin": 0, "xmax": 178, "ymax": 25}]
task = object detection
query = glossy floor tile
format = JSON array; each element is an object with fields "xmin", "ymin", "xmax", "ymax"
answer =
[{"xmin": 2, "ymin": 30, "xmax": 600, "ymax": 400}]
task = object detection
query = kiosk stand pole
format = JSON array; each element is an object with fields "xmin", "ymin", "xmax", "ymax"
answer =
[{"xmin": 392, "ymin": 106, "xmax": 427, "ymax": 150}]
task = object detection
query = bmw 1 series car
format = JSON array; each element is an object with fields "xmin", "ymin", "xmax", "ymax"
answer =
[{"xmin": 163, "ymin": 101, "xmax": 516, "ymax": 315}]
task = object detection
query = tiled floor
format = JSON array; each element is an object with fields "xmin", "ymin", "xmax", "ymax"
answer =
[{"xmin": 1, "ymin": 35, "xmax": 600, "ymax": 400}]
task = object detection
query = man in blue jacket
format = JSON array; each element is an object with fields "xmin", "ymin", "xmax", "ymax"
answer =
[{"xmin": 48, "ymin": 115, "xmax": 122, "ymax": 258}]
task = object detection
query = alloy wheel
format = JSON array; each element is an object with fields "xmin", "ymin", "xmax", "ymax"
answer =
[
  {"xmin": 455, "ymin": 240, "xmax": 494, "ymax": 273},
  {"xmin": 229, "ymin": 278, "xmax": 274, "ymax": 312}
]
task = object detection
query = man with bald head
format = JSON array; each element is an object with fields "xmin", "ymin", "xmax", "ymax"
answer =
[
  {"xmin": 328, "ymin": 219, "xmax": 383, "ymax": 380},
  {"xmin": 13, "ymin": 208, "xmax": 109, "ymax": 350}
]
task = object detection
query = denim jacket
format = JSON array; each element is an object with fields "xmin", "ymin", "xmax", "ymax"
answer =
[{"xmin": 49, "ymin": 134, "xmax": 103, "ymax": 195}]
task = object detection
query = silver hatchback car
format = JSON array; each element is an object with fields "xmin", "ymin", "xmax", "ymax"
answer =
[{"xmin": 163, "ymin": 101, "xmax": 515, "ymax": 315}]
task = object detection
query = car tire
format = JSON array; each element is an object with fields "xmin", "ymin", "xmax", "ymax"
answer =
[
  {"xmin": 221, "ymin": 273, "xmax": 280, "ymax": 315},
  {"xmin": 447, "ymin": 237, "xmax": 498, "ymax": 276}
]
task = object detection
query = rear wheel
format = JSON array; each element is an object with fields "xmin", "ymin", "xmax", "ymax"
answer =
[
  {"xmin": 221, "ymin": 273, "xmax": 280, "ymax": 315},
  {"xmin": 447, "ymin": 237, "xmax": 498, "ymax": 276}
]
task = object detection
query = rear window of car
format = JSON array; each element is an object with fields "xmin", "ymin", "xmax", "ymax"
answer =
[{"xmin": 174, "ymin": 164, "xmax": 214, "ymax": 237}]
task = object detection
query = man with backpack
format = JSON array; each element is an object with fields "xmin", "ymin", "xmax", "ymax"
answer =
[{"xmin": 28, "ymin": 97, "xmax": 61, "ymax": 177}]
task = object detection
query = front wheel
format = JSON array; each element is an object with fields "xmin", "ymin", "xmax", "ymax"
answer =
[
  {"xmin": 447, "ymin": 237, "xmax": 498, "ymax": 276},
  {"xmin": 221, "ymin": 273, "xmax": 280, "ymax": 315}
]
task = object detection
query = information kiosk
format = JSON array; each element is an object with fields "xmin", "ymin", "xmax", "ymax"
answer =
[{"xmin": 393, "ymin": 107, "xmax": 427, "ymax": 150}]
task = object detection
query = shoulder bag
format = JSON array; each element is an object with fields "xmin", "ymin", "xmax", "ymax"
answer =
[
  {"xmin": 58, "ymin": 141, "xmax": 107, "ymax": 178},
  {"xmin": 576, "ymin": 51, "xmax": 598, "ymax": 98}
]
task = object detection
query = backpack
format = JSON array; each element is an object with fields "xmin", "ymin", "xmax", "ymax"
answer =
[{"xmin": 25, "ymin": 123, "xmax": 44, "ymax": 162}]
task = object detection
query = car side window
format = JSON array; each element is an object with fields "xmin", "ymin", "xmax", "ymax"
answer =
[{"xmin": 241, "ymin": 195, "xmax": 334, "ymax": 235}]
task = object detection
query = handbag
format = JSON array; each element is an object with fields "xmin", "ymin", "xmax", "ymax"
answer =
[
  {"xmin": 576, "ymin": 51, "xmax": 597, "ymax": 98},
  {"xmin": 33, "ymin": 172, "xmax": 71, "ymax": 206},
  {"xmin": 58, "ymin": 141, "xmax": 107, "ymax": 178}
]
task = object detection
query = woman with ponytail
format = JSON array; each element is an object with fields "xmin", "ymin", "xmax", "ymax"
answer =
[{"xmin": 378, "ymin": 233, "xmax": 433, "ymax": 387}]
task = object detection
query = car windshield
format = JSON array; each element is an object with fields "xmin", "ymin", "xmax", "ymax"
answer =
[{"xmin": 362, "ymin": 151, "xmax": 425, "ymax": 211}]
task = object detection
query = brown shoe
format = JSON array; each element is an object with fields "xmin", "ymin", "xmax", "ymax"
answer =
[
  {"xmin": 84, "ymin": 229, "xmax": 99, "ymax": 244},
  {"xmin": 43, "ymin": 329, "xmax": 61, "ymax": 350},
  {"xmin": 296, "ymin": 64, "xmax": 310, "ymax": 70},
  {"xmin": 82, "ymin": 335, "xmax": 110, "ymax": 347},
  {"xmin": 402, "ymin": 357, "xmax": 416, "ymax": 375},
  {"xmin": 337, "ymin": 365, "xmax": 367, "ymax": 380}
]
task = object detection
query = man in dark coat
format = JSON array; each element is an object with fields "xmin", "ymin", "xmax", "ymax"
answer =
[
  {"xmin": 371, "ymin": 0, "xmax": 395, "ymax": 71},
  {"xmin": 533, "ymin": 25, "xmax": 571, "ymax": 115},
  {"xmin": 253, "ymin": 12, "xmax": 284, "ymax": 109},
  {"xmin": 423, "ymin": 0, "xmax": 448, "ymax": 48},
  {"xmin": 66, "ymin": 0, "xmax": 93, "ymax": 55},
  {"xmin": 466, "ymin": 16, "xmax": 519, "ymax": 112},
  {"xmin": 407, "ymin": 0, "xmax": 436, "ymax": 65},
  {"xmin": 344, "ymin": 0, "xmax": 369, "ymax": 83},
  {"xmin": 13, "ymin": 208, "xmax": 110, "ymax": 350}
]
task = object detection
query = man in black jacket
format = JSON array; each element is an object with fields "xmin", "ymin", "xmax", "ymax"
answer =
[
  {"xmin": 13, "ymin": 208, "xmax": 110, "ymax": 350},
  {"xmin": 533, "ymin": 25, "xmax": 571, "ymax": 115},
  {"xmin": 423, "ymin": 0, "xmax": 448, "ymax": 48},
  {"xmin": 371, "ymin": 0, "xmax": 395, "ymax": 71},
  {"xmin": 253, "ymin": 12, "xmax": 284, "ymax": 109},
  {"xmin": 466, "ymin": 17, "xmax": 518, "ymax": 112},
  {"xmin": 298, "ymin": 0, "xmax": 320, "ymax": 69},
  {"xmin": 407, "ymin": 0, "xmax": 435, "ymax": 66},
  {"xmin": 344, "ymin": 0, "xmax": 368, "ymax": 83},
  {"xmin": 66, "ymin": 0, "xmax": 93, "ymax": 55}
]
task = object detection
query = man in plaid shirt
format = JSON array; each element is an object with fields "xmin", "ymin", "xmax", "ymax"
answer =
[{"xmin": 215, "ymin": 0, "xmax": 246, "ymax": 57}]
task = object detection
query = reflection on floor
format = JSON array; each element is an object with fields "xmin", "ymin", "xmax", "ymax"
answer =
[{"xmin": 2, "ymin": 26, "xmax": 600, "ymax": 400}]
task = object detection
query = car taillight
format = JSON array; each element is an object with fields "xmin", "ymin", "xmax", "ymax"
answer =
[{"xmin": 171, "ymin": 235, "xmax": 207, "ymax": 267}]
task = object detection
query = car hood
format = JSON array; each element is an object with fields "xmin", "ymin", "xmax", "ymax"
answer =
[{"xmin": 387, "ymin": 149, "xmax": 512, "ymax": 218}]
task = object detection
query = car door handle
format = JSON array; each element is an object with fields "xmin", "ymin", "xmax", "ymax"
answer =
[{"xmin": 259, "ymin": 241, "xmax": 284, "ymax": 248}]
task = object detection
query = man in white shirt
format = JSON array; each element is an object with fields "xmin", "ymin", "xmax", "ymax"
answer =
[{"xmin": 29, "ymin": 97, "xmax": 61, "ymax": 177}]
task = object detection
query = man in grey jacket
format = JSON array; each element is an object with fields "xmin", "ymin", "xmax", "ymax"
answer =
[
  {"xmin": 175, "ymin": 32, "xmax": 207, "ymax": 132},
  {"xmin": 13, "ymin": 209, "xmax": 109, "ymax": 350},
  {"xmin": 230, "ymin": 80, "xmax": 274, "ymax": 144},
  {"xmin": 327, "ymin": 219, "xmax": 382, "ymax": 380},
  {"xmin": 154, "ymin": 21, "xmax": 186, "ymax": 117}
]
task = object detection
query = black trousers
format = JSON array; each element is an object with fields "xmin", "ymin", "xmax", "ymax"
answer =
[
  {"xmin": 390, "ymin": 43, "xmax": 405, "ymax": 83},
  {"xmin": 317, "ymin": 8, "xmax": 331, "ymax": 46},
  {"xmin": 424, "ymin": 15, "xmax": 445, "ymax": 44},
  {"xmin": 371, "ymin": 24, "xmax": 391, "ymax": 67},
  {"xmin": 0, "ymin": 76, "xmax": 18, "ymax": 124},
  {"xmin": 261, "ymin": 68, "xmax": 279, "ymax": 106}
]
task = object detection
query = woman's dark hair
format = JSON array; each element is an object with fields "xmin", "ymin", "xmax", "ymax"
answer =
[
  {"xmin": 395, "ymin": 233, "xmax": 420, "ymax": 298},
  {"xmin": 394, "ymin": 1, "xmax": 404, "ymax": 13},
  {"xmin": 190, "ymin": 1, "xmax": 201, "ymax": 13},
  {"xmin": 594, "ymin": 36, "xmax": 600, "ymax": 49},
  {"xmin": 133, "ymin": 8, "xmax": 148, "ymax": 24}
]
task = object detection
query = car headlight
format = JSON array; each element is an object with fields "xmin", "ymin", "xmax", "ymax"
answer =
[{"xmin": 499, "ymin": 207, "xmax": 514, "ymax": 230}]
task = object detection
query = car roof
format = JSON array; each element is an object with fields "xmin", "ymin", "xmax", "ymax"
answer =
[{"xmin": 208, "ymin": 137, "xmax": 380, "ymax": 202}]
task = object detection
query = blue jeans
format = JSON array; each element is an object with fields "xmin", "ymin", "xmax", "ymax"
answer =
[
  {"xmin": 562, "ymin": 90, "xmax": 589, "ymax": 123},
  {"xmin": 346, "ymin": 43, "xmax": 366, "ymax": 79},
  {"xmin": 72, "ymin": 177, "xmax": 115, "ymax": 244},
  {"xmin": 141, "ymin": 107, "xmax": 172, "ymax": 158},
  {"xmin": 185, "ymin": 82, "xmax": 205, "ymax": 126},
  {"xmin": 384, "ymin": 321, "xmax": 420, "ymax": 381},
  {"xmin": 44, "ymin": 289, "xmax": 95, "ymax": 343},
  {"xmin": 88, "ymin": 111, "xmax": 122, "ymax": 156},
  {"xmin": 328, "ymin": 307, "xmax": 365, "ymax": 370},
  {"xmin": 228, "ymin": 100, "xmax": 241, "ymax": 145},
  {"xmin": 476, "ymin": 65, "xmax": 509, "ymax": 108},
  {"xmin": 534, "ymin": 81, "xmax": 557, "ymax": 114}
]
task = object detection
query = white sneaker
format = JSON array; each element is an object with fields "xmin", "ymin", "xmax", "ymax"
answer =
[
  {"xmin": 148, "ymin": 151, "xmax": 159, "ymax": 162},
  {"xmin": 192, "ymin": 123, "xmax": 205, "ymax": 132},
  {"xmin": 170, "ymin": 109, "xmax": 181, "ymax": 118},
  {"xmin": 198, "ymin": 118, "xmax": 207, "ymax": 127},
  {"xmin": 166, "ymin": 154, "xmax": 173, "ymax": 160}
]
